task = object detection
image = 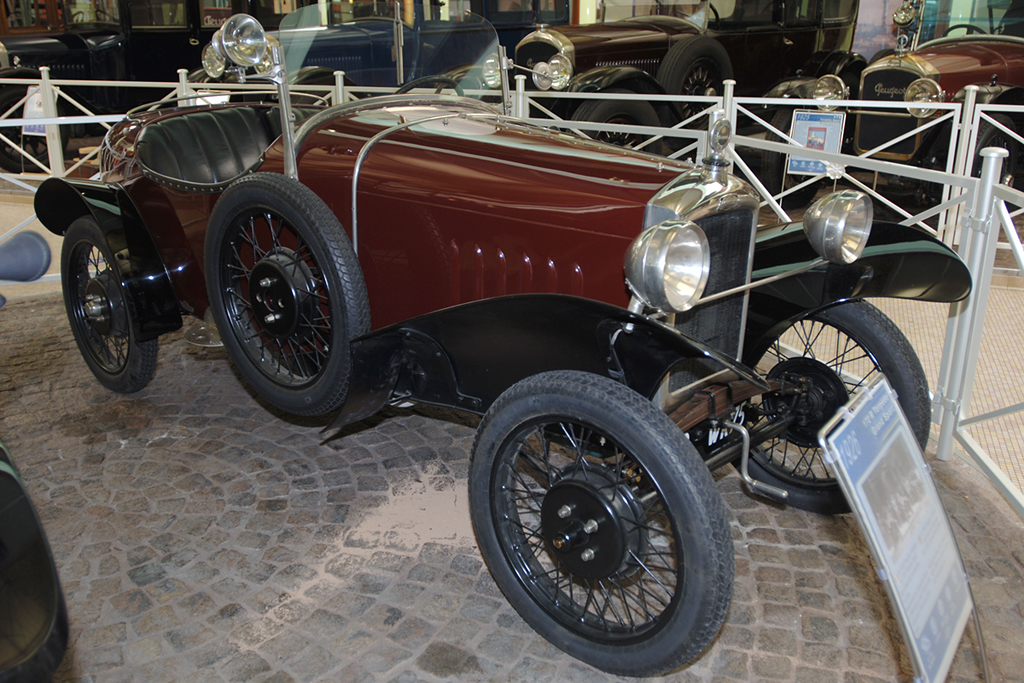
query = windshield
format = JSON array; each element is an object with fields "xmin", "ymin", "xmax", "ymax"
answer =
[
  {"xmin": 66, "ymin": 0, "xmax": 120, "ymax": 25},
  {"xmin": 915, "ymin": 0, "xmax": 1024, "ymax": 42},
  {"xmin": 605, "ymin": 0, "xmax": 707, "ymax": 27},
  {"xmin": 276, "ymin": 0, "xmax": 500, "ymax": 87}
]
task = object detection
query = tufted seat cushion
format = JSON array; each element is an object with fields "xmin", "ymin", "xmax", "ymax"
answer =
[{"xmin": 135, "ymin": 108, "xmax": 272, "ymax": 191}]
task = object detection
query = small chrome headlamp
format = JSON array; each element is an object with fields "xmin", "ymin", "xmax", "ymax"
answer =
[
  {"xmin": 547, "ymin": 54, "xmax": 573, "ymax": 90},
  {"xmin": 625, "ymin": 220, "xmax": 710, "ymax": 312},
  {"xmin": 812, "ymin": 74, "xmax": 848, "ymax": 111},
  {"xmin": 532, "ymin": 62, "xmax": 553, "ymax": 90},
  {"xmin": 482, "ymin": 54, "xmax": 502, "ymax": 88},
  {"xmin": 202, "ymin": 42, "xmax": 226, "ymax": 79},
  {"xmin": 905, "ymin": 78, "xmax": 942, "ymax": 118},
  {"xmin": 803, "ymin": 190, "xmax": 873, "ymax": 264},
  {"xmin": 892, "ymin": 0, "xmax": 916, "ymax": 27}
]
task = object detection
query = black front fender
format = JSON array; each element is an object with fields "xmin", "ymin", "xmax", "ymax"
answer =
[
  {"xmin": 332, "ymin": 294, "xmax": 767, "ymax": 429},
  {"xmin": 33, "ymin": 177, "xmax": 182, "ymax": 341},
  {"xmin": 743, "ymin": 221, "xmax": 971, "ymax": 359}
]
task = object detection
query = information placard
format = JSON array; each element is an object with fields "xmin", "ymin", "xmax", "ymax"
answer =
[
  {"xmin": 785, "ymin": 109, "xmax": 845, "ymax": 176},
  {"xmin": 819, "ymin": 377, "xmax": 973, "ymax": 683}
]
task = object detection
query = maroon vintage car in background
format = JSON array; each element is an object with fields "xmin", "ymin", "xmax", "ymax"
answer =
[
  {"xmin": 30, "ymin": 11, "xmax": 971, "ymax": 677},
  {"xmin": 762, "ymin": 0, "xmax": 1024, "ymax": 206},
  {"xmin": 511, "ymin": 0, "xmax": 864, "ymax": 142}
]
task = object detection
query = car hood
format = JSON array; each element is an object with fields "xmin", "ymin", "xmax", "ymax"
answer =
[
  {"xmin": 543, "ymin": 20, "xmax": 691, "ymax": 53},
  {"xmin": 902, "ymin": 36, "xmax": 1024, "ymax": 92}
]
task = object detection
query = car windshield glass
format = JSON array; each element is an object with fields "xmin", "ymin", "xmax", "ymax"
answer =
[
  {"xmin": 66, "ymin": 0, "xmax": 120, "ymax": 25},
  {"xmin": 606, "ymin": 0, "xmax": 707, "ymax": 27},
  {"xmin": 277, "ymin": 0, "xmax": 500, "ymax": 85},
  {"xmin": 916, "ymin": 0, "xmax": 1024, "ymax": 41}
]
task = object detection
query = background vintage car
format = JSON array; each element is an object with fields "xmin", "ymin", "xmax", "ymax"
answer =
[
  {"xmin": 762, "ymin": 0, "xmax": 1024, "ymax": 206},
  {"xmin": 512, "ymin": 0, "xmax": 863, "ymax": 140}
]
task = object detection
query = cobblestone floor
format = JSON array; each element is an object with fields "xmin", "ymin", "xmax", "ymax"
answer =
[{"xmin": 1, "ymin": 293, "xmax": 1022, "ymax": 682}]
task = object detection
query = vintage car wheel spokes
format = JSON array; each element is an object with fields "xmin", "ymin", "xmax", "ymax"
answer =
[
  {"xmin": 470, "ymin": 371, "xmax": 733, "ymax": 676},
  {"xmin": 744, "ymin": 301, "xmax": 930, "ymax": 514},
  {"xmin": 494, "ymin": 419, "xmax": 678, "ymax": 639},
  {"xmin": 222, "ymin": 209, "xmax": 332, "ymax": 387},
  {"xmin": 60, "ymin": 217, "xmax": 158, "ymax": 394}
]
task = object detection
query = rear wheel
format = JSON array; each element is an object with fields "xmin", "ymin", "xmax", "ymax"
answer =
[
  {"xmin": 744, "ymin": 301, "xmax": 930, "ymax": 514},
  {"xmin": 205, "ymin": 172, "xmax": 370, "ymax": 416},
  {"xmin": 470, "ymin": 371, "xmax": 733, "ymax": 676},
  {"xmin": 61, "ymin": 217, "xmax": 158, "ymax": 393}
]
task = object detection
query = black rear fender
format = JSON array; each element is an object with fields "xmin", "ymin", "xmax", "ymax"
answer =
[
  {"xmin": 331, "ymin": 294, "xmax": 767, "ymax": 430},
  {"xmin": 743, "ymin": 220, "xmax": 971, "ymax": 359},
  {"xmin": 34, "ymin": 177, "xmax": 182, "ymax": 341}
]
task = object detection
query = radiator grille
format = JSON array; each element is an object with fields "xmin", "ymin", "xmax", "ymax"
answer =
[
  {"xmin": 669, "ymin": 208, "xmax": 755, "ymax": 390},
  {"xmin": 856, "ymin": 68, "xmax": 923, "ymax": 156}
]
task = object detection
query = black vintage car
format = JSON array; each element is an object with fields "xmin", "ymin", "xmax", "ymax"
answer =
[{"xmin": 510, "ymin": 0, "xmax": 864, "ymax": 143}]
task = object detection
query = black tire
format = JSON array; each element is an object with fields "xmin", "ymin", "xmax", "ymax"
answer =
[
  {"xmin": 975, "ymin": 113, "xmax": 1018, "ymax": 178},
  {"xmin": 205, "ymin": 172, "xmax": 370, "ymax": 416},
  {"xmin": 0, "ymin": 86, "xmax": 70, "ymax": 174},
  {"xmin": 656, "ymin": 37, "xmax": 733, "ymax": 122},
  {"xmin": 760, "ymin": 107, "xmax": 822, "ymax": 210},
  {"xmin": 469, "ymin": 371, "xmax": 733, "ymax": 676},
  {"xmin": 744, "ymin": 301, "xmax": 930, "ymax": 514},
  {"xmin": 571, "ymin": 88, "xmax": 663, "ymax": 152},
  {"xmin": 61, "ymin": 216, "xmax": 158, "ymax": 394}
]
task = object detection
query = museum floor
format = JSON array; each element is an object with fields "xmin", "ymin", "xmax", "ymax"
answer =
[{"xmin": 1, "ymin": 199, "xmax": 1023, "ymax": 681}]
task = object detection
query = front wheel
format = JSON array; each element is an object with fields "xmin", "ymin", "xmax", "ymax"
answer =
[
  {"xmin": 469, "ymin": 371, "xmax": 733, "ymax": 676},
  {"xmin": 571, "ymin": 88, "xmax": 663, "ymax": 152},
  {"xmin": 744, "ymin": 301, "xmax": 930, "ymax": 514},
  {"xmin": 205, "ymin": 172, "xmax": 370, "ymax": 416},
  {"xmin": 61, "ymin": 217, "xmax": 158, "ymax": 393}
]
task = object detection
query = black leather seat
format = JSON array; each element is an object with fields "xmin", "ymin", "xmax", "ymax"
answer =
[{"xmin": 135, "ymin": 108, "xmax": 272, "ymax": 191}]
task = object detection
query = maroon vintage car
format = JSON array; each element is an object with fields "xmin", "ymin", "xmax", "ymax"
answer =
[
  {"xmin": 762, "ymin": 0, "xmax": 1024, "ymax": 205},
  {"xmin": 31, "ymin": 12, "xmax": 970, "ymax": 677},
  {"xmin": 511, "ymin": 0, "xmax": 864, "ymax": 141}
]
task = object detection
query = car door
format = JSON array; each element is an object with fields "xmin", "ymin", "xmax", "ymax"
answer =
[{"xmin": 124, "ymin": 0, "xmax": 206, "ymax": 82}]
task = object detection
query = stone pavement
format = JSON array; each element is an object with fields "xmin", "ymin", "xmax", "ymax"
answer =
[{"xmin": 0, "ymin": 292, "xmax": 1022, "ymax": 682}]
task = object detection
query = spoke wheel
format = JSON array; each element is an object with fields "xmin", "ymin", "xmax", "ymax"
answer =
[
  {"xmin": 656, "ymin": 38, "xmax": 732, "ymax": 123},
  {"xmin": 744, "ymin": 301, "xmax": 930, "ymax": 514},
  {"xmin": 571, "ymin": 88, "xmax": 664, "ymax": 152},
  {"xmin": 205, "ymin": 172, "xmax": 369, "ymax": 415},
  {"xmin": 61, "ymin": 217, "xmax": 157, "ymax": 393},
  {"xmin": 471, "ymin": 371, "xmax": 732, "ymax": 676}
]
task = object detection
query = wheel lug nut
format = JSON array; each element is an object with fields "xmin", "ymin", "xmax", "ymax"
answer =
[
  {"xmin": 581, "ymin": 548, "xmax": 595, "ymax": 562},
  {"xmin": 264, "ymin": 313, "xmax": 281, "ymax": 323},
  {"xmin": 260, "ymin": 277, "xmax": 275, "ymax": 288},
  {"xmin": 557, "ymin": 505, "xmax": 572, "ymax": 519},
  {"xmin": 583, "ymin": 519, "xmax": 598, "ymax": 534}
]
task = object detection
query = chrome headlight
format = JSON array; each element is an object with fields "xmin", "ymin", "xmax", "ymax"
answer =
[
  {"xmin": 220, "ymin": 13, "xmax": 267, "ymax": 67},
  {"xmin": 905, "ymin": 78, "xmax": 942, "ymax": 118},
  {"xmin": 547, "ymin": 54, "xmax": 572, "ymax": 90},
  {"xmin": 532, "ymin": 62, "xmax": 553, "ymax": 90},
  {"xmin": 202, "ymin": 43, "xmax": 226, "ymax": 79},
  {"xmin": 812, "ymin": 74, "xmax": 848, "ymax": 112},
  {"xmin": 803, "ymin": 190, "xmax": 872, "ymax": 264},
  {"xmin": 625, "ymin": 221, "xmax": 710, "ymax": 312},
  {"xmin": 482, "ymin": 54, "xmax": 502, "ymax": 89}
]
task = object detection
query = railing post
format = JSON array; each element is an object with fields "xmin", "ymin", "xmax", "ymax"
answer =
[
  {"xmin": 514, "ymin": 75, "xmax": 528, "ymax": 120},
  {"xmin": 936, "ymin": 147, "xmax": 1006, "ymax": 462},
  {"xmin": 722, "ymin": 78, "xmax": 736, "ymax": 130},
  {"xmin": 333, "ymin": 71, "xmax": 346, "ymax": 105},
  {"xmin": 943, "ymin": 85, "xmax": 979, "ymax": 246},
  {"xmin": 39, "ymin": 67, "xmax": 64, "ymax": 178},
  {"xmin": 176, "ymin": 68, "xmax": 193, "ymax": 101}
]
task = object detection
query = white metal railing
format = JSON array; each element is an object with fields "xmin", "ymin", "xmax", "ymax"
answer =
[{"xmin": 0, "ymin": 71, "xmax": 1021, "ymax": 516}]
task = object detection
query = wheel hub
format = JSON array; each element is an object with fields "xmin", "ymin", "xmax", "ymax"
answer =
[
  {"xmin": 84, "ymin": 276, "xmax": 119, "ymax": 336},
  {"xmin": 765, "ymin": 357, "xmax": 849, "ymax": 446},
  {"xmin": 248, "ymin": 248, "xmax": 316, "ymax": 339},
  {"xmin": 539, "ymin": 472, "xmax": 639, "ymax": 580}
]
